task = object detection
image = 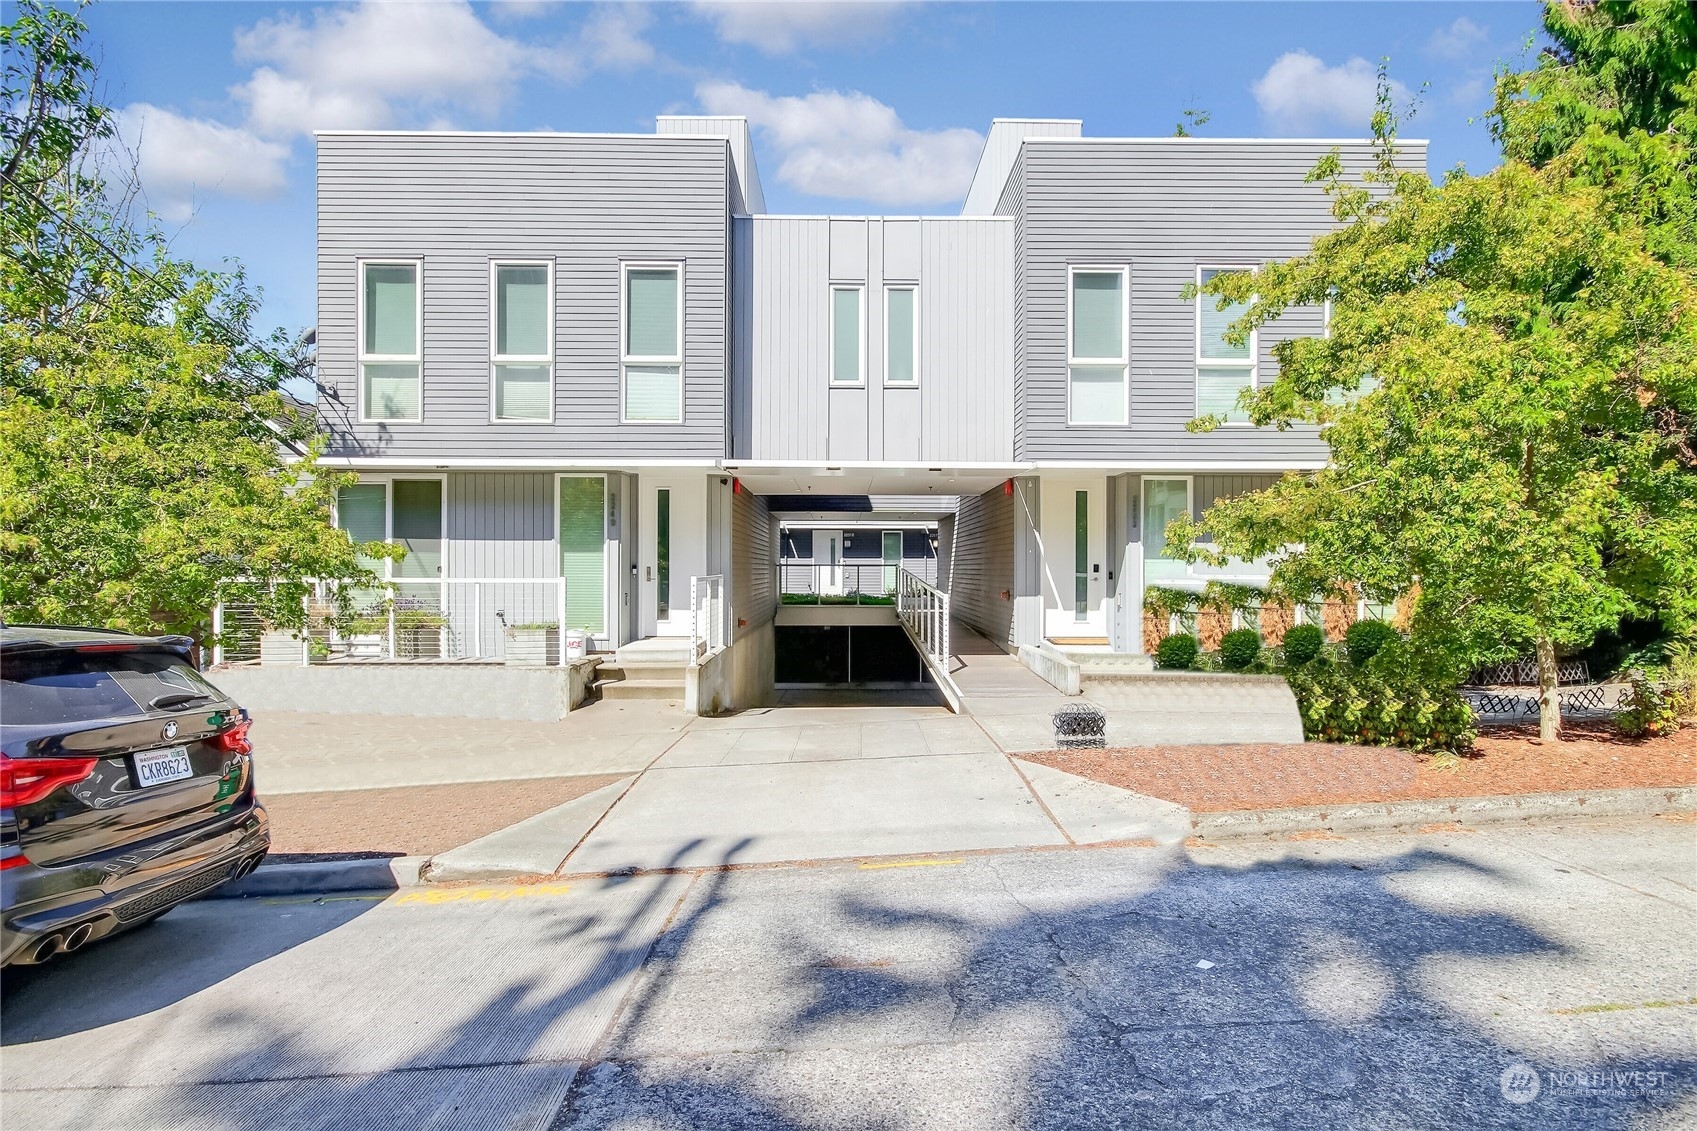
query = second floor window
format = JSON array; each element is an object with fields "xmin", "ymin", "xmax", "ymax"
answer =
[
  {"xmin": 1196, "ymin": 265, "xmax": 1257, "ymax": 424},
  {"xmin": 831, "ymin": 284, "xmax": 864, "ymax": 386},
  {"xmin": 623, "ymin": 263, "xmax": 683, "ymax": 423},
  {"xmin": 491, "ymin": 263, "xmax": 552, "ymax": 422},
  {"xmin": 360, "ymin": 261, "xmax": 421, "ymax": 422},
  {"xmin": 1068, "ymin": 266, "xmax": 1127, "ymax": 425},
  {"xmin": 884, "ymin": 285, "xmax": 917, "ymax": 386}
]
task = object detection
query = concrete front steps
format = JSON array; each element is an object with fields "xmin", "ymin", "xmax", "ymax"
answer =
[{"xmin": 594, "ymin": 637, "xmax": 692, "ymax": 701}]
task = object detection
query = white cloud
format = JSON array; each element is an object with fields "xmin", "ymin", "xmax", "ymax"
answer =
[
  {"xmin": 697, "ymin": 80, "xmax": 980, "ymax": 206},
  {"xmin": 579, "ymin": 4, "xmax": 656, "ymax": 69},
  {"xmin": 1425, "ymin": 16, "xmax": 1489, "ymax": 61},
  {"xmin": 689, "ymin": 1, "xmax": 907, "ymax": 54},
  {"xmin": 115, "ymin": 103, "xmax": 290, "ymax": 222},
  {"xmin": 232, "ymin": 0, "xmax": 542, "ymax": 138},
  {"xmin": 1251, "ymin": 52, "xmax": 1410, "ymax": 134}
]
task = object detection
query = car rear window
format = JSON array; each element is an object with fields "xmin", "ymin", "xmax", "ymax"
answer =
[{"xmin": 0, "ymin": 649, "xmax": 224, "ymax": 727}]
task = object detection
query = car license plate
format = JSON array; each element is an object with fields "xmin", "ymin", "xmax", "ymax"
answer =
[{"xmin": 133, "ymin": 746, "xmax": 194, "ymax": 788}]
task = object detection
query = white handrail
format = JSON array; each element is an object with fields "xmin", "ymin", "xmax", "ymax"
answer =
[
  {"xmin": 689, "ymin": 575, "xmax": 726, "ymax": 657},
  {"xmin": 895, "ymin": 567, "xmax": 950, "ymax": 663}
]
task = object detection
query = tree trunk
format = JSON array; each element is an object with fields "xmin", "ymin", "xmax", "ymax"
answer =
[{"xmin": 1535, "ymin": 636, "xmax": 1561, "ymax": 741}]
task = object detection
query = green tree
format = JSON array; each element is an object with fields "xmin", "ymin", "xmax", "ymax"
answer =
[
  {"xmin": 0, "ymin": 0, "xmax": 387, "ymax": 649},
  {"xmin": 1177, "ymin": 17, "xmax": 1697, "ymax": 741}
]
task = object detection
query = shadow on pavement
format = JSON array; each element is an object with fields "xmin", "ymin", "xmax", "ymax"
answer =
[{"xmin": 1, "ymin": 891, "xmax": 380, "ymax": 1041}]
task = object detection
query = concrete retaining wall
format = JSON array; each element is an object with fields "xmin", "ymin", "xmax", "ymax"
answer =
[
  {"xmin": 1019, "ymin": 644, "xmax": 1082, "ymax": 696},
  {"xmin": 686, "ymin": 621, "xmax": 774, "ymax": 715},
  {"xmin": 208, "ymin": 660, "xmax": 600, "ymax": 722}
]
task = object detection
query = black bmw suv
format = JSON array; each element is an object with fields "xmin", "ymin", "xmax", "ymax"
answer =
[{"xmin": 1, "ymin": 625, "xmax": 269, "ymax": 967}]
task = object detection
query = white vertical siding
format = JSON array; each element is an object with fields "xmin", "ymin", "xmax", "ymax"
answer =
[{"xmin": 741, "ymin": 215, "xmax": 1014, "ymax": 464}]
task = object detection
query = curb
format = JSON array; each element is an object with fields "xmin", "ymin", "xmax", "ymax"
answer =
[
  {"xmin": 211, "ymin": 855, "xmax": 431, "ymax": 899},
  {"xmin": 1189, "ymin": 786, "xmax": 1697, "ymax": 841}
]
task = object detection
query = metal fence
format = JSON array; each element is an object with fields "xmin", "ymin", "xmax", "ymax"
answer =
[
  {"xmin": 776, "ymin": 562, "xmax": 900, "ymax": 604},
  {"xmin": 690, "ymin": 575, "xmax": 726, "ymax": 656},
  {"xmin": 895, "ymin": 567, "xmax": 951, "ymax": 663},
  {"xmin": 214, "ymin": 578, "xmax": 570, "ymax": 664}
]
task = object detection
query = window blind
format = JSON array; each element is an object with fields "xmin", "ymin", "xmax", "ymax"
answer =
[
  {"xmin": 363, "ymin": 265, "xmax": 417, "ymax": 356},
  {"xmin": 626, "ymin": 269, "xmax": 678, "ymax": 358},
  {"xmin": 1071, "ymin": 272, "xmax": 1123, "ymax": 360},
  {"xmin": 496, "ymin": 266, "xmax": 549, "ymax": 357}
]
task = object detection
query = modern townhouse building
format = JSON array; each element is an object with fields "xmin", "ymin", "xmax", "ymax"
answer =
[{"xmin": 305, "ymin": 115, "xmax": 1424, "ymax": 711}]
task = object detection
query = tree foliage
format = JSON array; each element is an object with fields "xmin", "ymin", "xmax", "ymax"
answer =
[
  {"xmin": 0, "ymin": 0, "xmax": 385, "ymax": 645},
  {"xmin": 1176, "ymin": 3, "xmax": 1697, "ymax": 738}
]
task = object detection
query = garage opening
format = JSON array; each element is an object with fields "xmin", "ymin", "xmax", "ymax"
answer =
[{"xmin": 773, "ymin": 624, "xmax": 934, "ymax": 691}]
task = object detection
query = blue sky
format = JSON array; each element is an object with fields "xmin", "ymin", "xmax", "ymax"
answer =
[{"xmin": 84, "ymin": 0, "xmax": 1545, "ymax": 337}]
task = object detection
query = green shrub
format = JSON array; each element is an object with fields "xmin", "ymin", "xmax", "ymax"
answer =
[
  {"xmin": 1220, "ymin": 628, "xmax": 1262, "ymax": 671},
  {"xmin": 1345, "ymin": 619, "xmax": 1400, "ymax": 666},
  {"xmin": 1614, "ymin": 671, "xmax": 1680, "ymax": 738},
  {"xmin": 1284, "ymin": 657, "xmax": 1475, "ymax": 753},
  {"xmin": 1156, "ymin": 633, "xmax": 1199, "ymax": 671},
  {"xmin": 1281, "ymin": 624, "xmax": 1324, "ymax": 667}
]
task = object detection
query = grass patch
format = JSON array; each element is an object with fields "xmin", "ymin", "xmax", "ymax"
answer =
[{"xmin": 780, "ymin": 593, "xmax": 895, "ymax": 606}]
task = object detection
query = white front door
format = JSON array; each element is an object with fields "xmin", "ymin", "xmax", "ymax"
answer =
[
  {"xmin": 818, "ymin": 530, "xmax": 843, "ymax": 595},
  {"xmin": 1041, "ymin": 477, "xmax": 1108, "ymax": 641}
]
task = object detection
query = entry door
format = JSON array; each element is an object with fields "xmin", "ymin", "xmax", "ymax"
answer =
[
  {"xmin": 559, "ymin": 475, "xmax": 607, "ymax": 641},
  {"xmin": 818, "ymin": 530, "xmax": 843, "ymax": 595}
]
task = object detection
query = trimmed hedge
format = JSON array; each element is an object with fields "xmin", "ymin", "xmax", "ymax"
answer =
[
  {"xmin": 1345, "ymin": 619, "xmax": 1400, "ymax": 667},
  {"xmin": 1284, "ymin": 655, "xmax": 1475, "ymax": 753},
  {"xmin": 1281, "ymin": 624, "xmax": 1324, "ymax": 667},
  {"xmin": 1220, "ymin": 628, "xmax": 1262, "ymax": 671},
  {"xmin": 1156, "ymin": 633, "xmax": 1199, "ymax": 671}
]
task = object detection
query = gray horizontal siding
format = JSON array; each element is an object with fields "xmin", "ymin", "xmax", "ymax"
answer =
[
  {"xmin": 734, "ymin": 216, "xmax": 1015, "ymax": 463},
  {"xmin": 317, "ymin": 133, "xmax": 730, "ymax": 460},
  {"xmin": 951, "ymin": 483, "xmax": 1015, "ymax": 648},
  {"xmin": 1013, "ymin": 139, "xmax": 1425, "ymax": 463},
  {"xmin": 732, "ymin": 487, "xmax": 775, "ymax": 637}
]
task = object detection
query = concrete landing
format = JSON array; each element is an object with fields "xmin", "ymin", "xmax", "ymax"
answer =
[
  {"xmin": 558, "ymin": 751, "xmax": 1067, "ymax": 874},
  {"xmin": 428, "ymin": 777, "xmax": 635, "ymax": 881},
  {"xmin": 1014, "ymin": 758, "xmax": 1190, "ymax": 845}
]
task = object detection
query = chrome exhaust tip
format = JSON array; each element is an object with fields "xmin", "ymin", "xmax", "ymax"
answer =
[
  {"xmin": 31, "ymin": 934, "xmax": 64, "ymax": 963},
  {"xmin": 62, "ymin": 922, "xmax": 95, "ymax": 953}
]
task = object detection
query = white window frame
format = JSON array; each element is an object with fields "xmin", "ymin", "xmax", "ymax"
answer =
[
  {"xmin": 882, "ymin": 283, "xmax": 919, "ymax": 388},
  {"xmin": 1066, "ymin": 264, "xmax": 1129, "ymax": 427},
  {"xmin": 619, "ymin": 260, "xmax": 685, "ymax": 425},
  {"xmin": 1195, "ymin": 264, "xmax": 1259, "ymax": 427},
  {"xmin": 357, "ymin": 258, "xmax": 424, "ymax": 425},
  {"xmin": 829, "ymin": 282, "xmax": 866, "ymax": 387},
  {"xmin": 1140, "ymin": 475, "xmax": 1194, "ymax": 584},
  {"xmin": 553, "ymin": 472, "xmax": 615, "ymax": 645},
  {"xmin": 488, "ymin": 260, "xmax": 555, "ymax": 425},
  {"xmin": 331, "ymin": 473, "xmax": 449, "ymax": 583}
]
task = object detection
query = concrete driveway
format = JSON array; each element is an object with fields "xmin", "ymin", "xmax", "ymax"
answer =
[{"xmin": 426, "ymin": 702, "xmax": 1189, "ymax": 880}]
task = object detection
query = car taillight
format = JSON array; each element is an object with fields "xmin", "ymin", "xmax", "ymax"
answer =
[
  {"xmin": 0, "ymin": 755, "xmax": 100, "ymax": 808},
  {"xmin": 213, "ymin": 720, "xmax": 253, "ymax": 756}
]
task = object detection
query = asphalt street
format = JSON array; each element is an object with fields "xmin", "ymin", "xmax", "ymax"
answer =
[{"xmin": 3, "ymin": 817, "xmax": 1693, "ymax": 1130}]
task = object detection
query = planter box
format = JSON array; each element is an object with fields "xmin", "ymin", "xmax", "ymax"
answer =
[
  {"xmin": 505, "ymin": 627, "xmax": 559, "ymax": 667},
  {"xmin": 259, "ymin": 631, "xmax": 305, "ymax": 666}
]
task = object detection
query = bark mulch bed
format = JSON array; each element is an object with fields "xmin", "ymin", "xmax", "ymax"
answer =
[
  {"xmin": 262, "ymin": 774, "xmax": 628, "ymax": 862},
  {"xmin": 1024, "ymin": 720, "xmax": 1696, "ymax": 813}
]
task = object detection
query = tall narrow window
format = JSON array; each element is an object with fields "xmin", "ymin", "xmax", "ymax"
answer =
[
  {"xmin": 1074, "ymin": 492, "xmax": 1090, "ymax": 622},
  {"xmin": 884, "ymin": 286, "xmax": 917, "ymax": 386},
  {"xmin": 656, "ymin": 488, "xmax": 671, "ymax": 619},
  {"xmin": 623, "ymin": 264, "xmax": 682, "ymax": 422},
  {"xmin": 1143, "ymin": 479, "xmax": 1191, "ymax": 582},
  {"xmin": 1068, "ymin": 267, "xmax": 1127, "ymax": 425},
  {"xmin": 336, "ymin": 483, "xmax": 388, "ymax": 571},
  {"xmin": 1196, "ymin": 266, "xmax": 1257, "ymax": 423},
  {"xmin": 360, "ymin": 262, "xmax": 421, "ymax": 422},
  {"xmin": 831, "ymin": 285, "xmax": 864, "ymax": 386},
  {"xmin": 492, "ymin": 263, "xmax": 552, "ymax": 422}
]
